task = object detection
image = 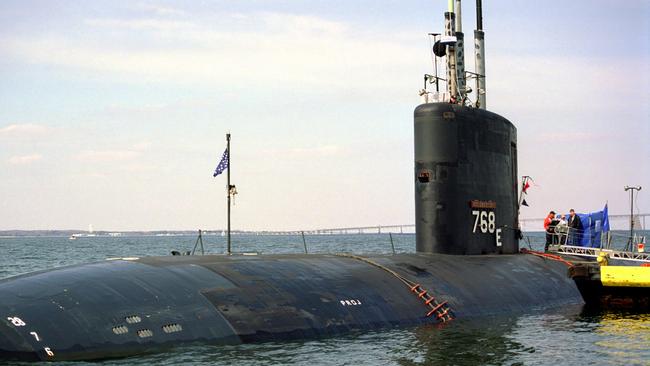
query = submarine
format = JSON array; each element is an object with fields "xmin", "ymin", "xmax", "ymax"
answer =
[{"xmin": 0, "ymin": 1, "xmax": 583, "ymax": 362}]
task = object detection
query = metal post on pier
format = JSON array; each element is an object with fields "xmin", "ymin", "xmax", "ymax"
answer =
[
  {"xmin": 389, "ymin": 233, "xmax": 395, "ymax": 254},
  {"xmin": 301, "ymin": 231, "xmax": 308, "ymax": 253},
  {"xmin": 191, "ymin": 229, "xmax": 205, "ymax": 255},
  {"xmin": 624, "ymin": 185, "xmax": 642, "ymax": 250}
]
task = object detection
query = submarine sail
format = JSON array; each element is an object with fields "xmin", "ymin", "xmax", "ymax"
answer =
[
  {"xmin": 415, "ymin": 104, "xmax": 518, "ymax": 255},
  {"xmin": 0, "ymin": 1, "xmax": 583, "ymax": 362},
  {"xmin": 417, "ymin": 0, "xmax": 517, "ymax": 255}
]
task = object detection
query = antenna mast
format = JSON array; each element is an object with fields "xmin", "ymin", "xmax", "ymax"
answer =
[
  {"xmin": 420, "ymin": 0, "xmax": 485, "ymax": 107},
  {"xmin": 444, "ymin": 1, "xmax": 459, "ymax": 100},
  {"xmin": 454, "ymin": 0, "xmax": 467, "ymax": 102},
  {"xmin": 474, "ymin": 0, "xmax": 486, "ymax": 108}
]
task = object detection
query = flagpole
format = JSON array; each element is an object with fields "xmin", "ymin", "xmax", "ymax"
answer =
[
  {"xmin": 513, "ymin": 175, "xmax": 526, "ymax": 236},
  {"xmin": 517, "ymin": 176, "xmax": 527, "ymax": 208},
  {"xmin": 226, "ymin": 133, "xmax": 231, "ymax": 254}
]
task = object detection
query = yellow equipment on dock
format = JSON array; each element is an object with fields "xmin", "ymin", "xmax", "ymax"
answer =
[
  {"xmin": 569, "ymin": 252, "xmax": 650, "ymax": 309},
  {"xmin": 597, "ymin": 252, "xmax": 650, "ymax": 288}
]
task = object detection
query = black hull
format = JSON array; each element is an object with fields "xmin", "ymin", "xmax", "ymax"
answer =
[{"xmin": 0, "ymin": 253, "xmax": 582, "ymax": 361}]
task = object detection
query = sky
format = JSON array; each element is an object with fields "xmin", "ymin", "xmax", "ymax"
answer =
[{"xmin": 1, "ymin": 0, "xmax": 648, "ymax": 231}]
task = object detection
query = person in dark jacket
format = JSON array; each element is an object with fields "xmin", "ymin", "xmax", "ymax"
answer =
[
  {"xmin": 550, "ymin": 214, "xmax": 561, "ymax": 245},
  {"xmin": 568, "ymin": 209, "xmax": 583, "ymax": 245}
]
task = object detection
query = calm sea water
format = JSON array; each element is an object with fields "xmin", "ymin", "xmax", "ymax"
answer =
[{"xmin": 1, "ymin": 233, "xmax": 648, "ymax": 366}]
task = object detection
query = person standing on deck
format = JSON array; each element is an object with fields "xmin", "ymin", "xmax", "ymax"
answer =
[
  {"xmin": 568, "ymin": 209, "xmax": 583, "ymax": 245},
  {"xmin": 557, "ymin": 215, "xmax": 569, "ymax": 244},
  {"xmin": 544, "ymin": 211, "xmax": 556, "ymax": 252},
  {"xmin": 550, "ymin": 214, "xmax": 561, "ymax": 245}
]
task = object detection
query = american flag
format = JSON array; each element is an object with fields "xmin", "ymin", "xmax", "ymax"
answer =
[{"xmin": 213, "ymin": 148, "xmax": 229, "ymax": 177}]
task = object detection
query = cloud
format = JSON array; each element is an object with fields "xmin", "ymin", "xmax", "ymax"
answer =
[
  {"xmin": 288, "ymin": 145, "xmax": 343, "ymax": 157},
  {"xmin": 133, "ymin": 3, "xmax": 186, "ymax": 17},
  {"xmin": 83, "ymin": 18, "xmax": 196, "ymax": 31},
  {"xmin": 263, "ymin": 145, "xmax": 344, "ymax": 159},
  {"xmin": 6, "ymin": 9, "xmax": 639, "ymax": 109},
  {"xmin": 132, "ymin": 141, "xmax": 152, "ymax": 151},
  {"xmin": 8, "ymin": 154, "xmax": 42, "ymax": 165},
  {"xmin": 534, "ymin": 132, "xmax": 611, "ymax": 143},
  {"xmin": 0, "ymin": 12, "xmax": 418, "ymax": 89},
  {"xmin": 261, "ymin": 13, "xmax": 348, "ymax": 34},
  {"xmin": 0, "ymin": 123, "xmax": 51, "ymax": 137},
  {"xmin": 486, "ymin": 54, "xmax": 643, "ymax": 114},
  {"xmin": 76, "ymin": 150, "xmax": 139, "ymax": 162}
]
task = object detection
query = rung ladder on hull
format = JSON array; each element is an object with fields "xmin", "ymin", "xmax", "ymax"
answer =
[
  {"xmin": 335, "ymin": 253, "xmax": 454, "ymax": 323},
  {"xmin": 409, "ymin": 283, "xmax": 454, "ymax": 321}
]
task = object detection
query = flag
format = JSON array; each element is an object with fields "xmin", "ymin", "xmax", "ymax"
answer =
[
  {"xmin": 522, "ymin": 180, "xmax": 531, "ymax": 194},
  {"xmin": 213, "ymin": 148, "xmax": 229, "ymax": 177},
  {"xmin": 521, "ymin": 199, "xmax": 529, "ymax": 207},
  {"xmin": 602, "ymin": 203, "xmax": 610, "ymax": 232}
]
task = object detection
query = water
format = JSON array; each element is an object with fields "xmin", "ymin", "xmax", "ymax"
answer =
[{"xmin": 1, "ymin": 234, "xmax": 648, "ymax": 365}]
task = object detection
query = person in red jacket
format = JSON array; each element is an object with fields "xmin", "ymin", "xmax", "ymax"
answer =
[{"xmin": 544, "ymin": 211, "xmax": 556, "ymax": 252}]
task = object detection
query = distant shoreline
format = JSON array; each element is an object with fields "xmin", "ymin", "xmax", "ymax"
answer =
[
  {"xmin": 0, "ymin": 230, "xmax": 221, "ymax": 238},
  {"xmin": 1, "ymin": 229, "xmax": 646, "ymax": 238}
]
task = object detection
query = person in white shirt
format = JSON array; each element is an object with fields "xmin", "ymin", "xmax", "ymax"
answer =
[{"xmin": 556, "ymin": 214, "xmax": 569, "ymax": 244}]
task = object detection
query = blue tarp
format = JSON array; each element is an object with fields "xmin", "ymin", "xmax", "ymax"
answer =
[{"xmin": 574, "ymin": 204, "xmax": 610, "ymax": 247}]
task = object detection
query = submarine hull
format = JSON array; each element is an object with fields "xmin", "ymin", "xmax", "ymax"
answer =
[{"xmin": 0, "ymin": 253, "xmax": 582, "ymax": 361}]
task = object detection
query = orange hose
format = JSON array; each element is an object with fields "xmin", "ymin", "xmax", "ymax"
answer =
[{"xmin": 520, "ymin": 248, "xmax": 574, "ymax": 267}]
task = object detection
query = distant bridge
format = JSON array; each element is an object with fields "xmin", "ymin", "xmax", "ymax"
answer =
[
  {"xmin": 248, "ymin": 213, "xmax": 648, "ymax": 236},
  {"xmin": 251, "ymin": 224, "xmax": 415, "ymax": 236}
]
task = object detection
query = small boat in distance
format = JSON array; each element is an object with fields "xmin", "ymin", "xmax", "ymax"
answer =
[{"xmin": 68, "ymin": 225, "xmax": 97, "ymax": 239}]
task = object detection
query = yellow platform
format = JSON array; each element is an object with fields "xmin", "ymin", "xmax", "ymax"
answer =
[{"xmin": 600, "ymin": 266, "xmax": 650, "ymax": 287}]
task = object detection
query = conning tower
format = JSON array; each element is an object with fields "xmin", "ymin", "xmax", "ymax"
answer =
[{"xmin": 416, "ymin": 0, "xmax": 518, "ymax": 255}]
